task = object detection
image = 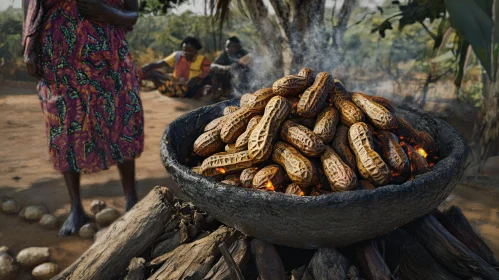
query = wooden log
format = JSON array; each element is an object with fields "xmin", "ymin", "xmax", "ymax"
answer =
[
  {"xmin": 303, "ymin": 248, "xmax": 350, "ymax": 280},
  {"xmin": 356, "ymin": 240, "xmax": 392, "ymax": 280},
  {"xmin": 435, "ymin": 206, "xmax": 499, "ymax": 269},
  {"xmin": 203, "ymin": 238, "xmax": 250, "ymax": 280},
  {"xmin": 124, "ymin": 258, "xmax": 146, "ymax": 280},
  {"xmin": 148, "ymin": 226, "xmax": 237, "ymax": 280},
  {"xmin": 151, "ymin": 222, "xmax": 189, "ymax": 259},
  {"xmin": 250, "ymin": 239, "xmax": 286, "ymax": 280},
  {"xmin": 188, "ymin": 212, "xmax": 205, "ymax": 240},
  {"xmin": 405, "ymin": 214, "xmax": 499, "ymax": 279},
  {"xmin": 53, "ymin": 186, "xmax": 174, "ymax": 280},
  {"xmin": 382, "ymin": 229, "xmax": 459, "ymax": 280}
]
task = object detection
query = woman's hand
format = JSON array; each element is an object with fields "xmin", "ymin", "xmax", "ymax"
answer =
[
  {"xmin": 25, "ymin": 52, "xmax": 42, "ymax": 79},
  {"xmin": 76, "ymin": 0, "xmax": 111, "ymax": 23}
]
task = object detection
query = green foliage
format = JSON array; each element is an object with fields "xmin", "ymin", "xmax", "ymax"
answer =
[
  {"xmin": 139, "ymin": 0, "xmax": 190, "ymax": 15},
  {"xmin": 0, "ymin": 7, "xmax": 23, "ymax": 65},
  {"xmin": 444, "ymin": 0, "xmax": 493, "ymax": 78}
]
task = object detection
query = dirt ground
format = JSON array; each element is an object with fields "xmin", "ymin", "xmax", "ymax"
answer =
[{"xmin": 0, "ymin": 81, "xmax": 498, "ymax": 278}]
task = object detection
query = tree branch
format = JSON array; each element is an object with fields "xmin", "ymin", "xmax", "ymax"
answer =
[{"xmin": 419, "ymin": 21, "xmax": 437, "ymax": 40}]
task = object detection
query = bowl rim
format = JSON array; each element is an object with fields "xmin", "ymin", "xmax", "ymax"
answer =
[{"xmin": 160, "ymin": 98, "xmax": 468, "ymax": 207}]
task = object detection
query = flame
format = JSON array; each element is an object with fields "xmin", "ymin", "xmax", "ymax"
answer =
[
  {"xmin": 216, "ymin": 167, "xmax": 226, "ymax": 174},
  {"xmin": 417, "ymin": 148, "xmax": 428, "ymax": 159},
  {"xmin": 265, "ymin": 180, "xmax": 275, "ymax": 191},
  {"xmin": 298, "ymin": 191, "xmax": 305, "ymax": 196}
]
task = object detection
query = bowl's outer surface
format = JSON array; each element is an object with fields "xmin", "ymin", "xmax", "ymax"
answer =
[{"xmin": 160, "ymin": 99, "xmax": 468, "ymax": 249}]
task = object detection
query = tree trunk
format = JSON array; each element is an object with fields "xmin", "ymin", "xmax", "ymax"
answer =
[
  {"xmin": 332, "ymin": 0, "xmax": 357, "ymax": 49},
  {"xmin": 53, "ymin": 186, "xmax": 175, "ymax": 280},
  {"xmin": 243, "ymin": 0, "xmax": 285, "ymax": 79}
]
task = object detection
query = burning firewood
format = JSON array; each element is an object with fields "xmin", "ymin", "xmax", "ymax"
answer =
[
  {"xmin": 189, "ymin": 67, "xmax": 440, "ymax": 195},
  {"xmin": 356, "ymin": 240, "xmax": 393, "ymax": 280}
]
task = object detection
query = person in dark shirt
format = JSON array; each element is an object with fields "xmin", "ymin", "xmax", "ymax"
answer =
[{"xmin": 211, "ymin": 36, "xmax": 253, "ymax": 97}]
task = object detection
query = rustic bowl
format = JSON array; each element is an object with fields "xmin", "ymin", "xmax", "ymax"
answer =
[{"xmin": 160, "ymin": 99, "xmax": 468, "ymax": 248}]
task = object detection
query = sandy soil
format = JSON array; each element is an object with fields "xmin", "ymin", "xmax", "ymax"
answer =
[{"xmin": 0, "ymin": 81, "xmax": 497, "ymax": 278}]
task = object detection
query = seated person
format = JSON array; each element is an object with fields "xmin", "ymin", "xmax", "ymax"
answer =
[
  {"xmin": 210, "ymin": 36, "xmax": 253, "ymax": 96},
  {"xmin": 141, "ymin": 37, "xmax": 211, "ymax": 98}
]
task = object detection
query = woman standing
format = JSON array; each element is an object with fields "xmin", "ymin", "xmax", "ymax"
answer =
[{"xmin": 23, "ymin": 0, "xmax": 144, "ymax": 236}]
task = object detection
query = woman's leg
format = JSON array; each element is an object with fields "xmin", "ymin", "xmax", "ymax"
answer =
[
  {"xmin": 59, "ymin": 172, "xmax": 87, "ymax": 236},
  {"xmin": 118, "ymin": 159, "xmax": 138, "ymax": 211}
]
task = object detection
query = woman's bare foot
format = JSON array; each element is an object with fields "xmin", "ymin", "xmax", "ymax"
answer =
[
  {"xmin": 59, "ymin": 207, "xmax": 87, "ymax": 236},
  {"xmin": 125, "ymin": 195, "xmax": 138, "ymax": 211}
]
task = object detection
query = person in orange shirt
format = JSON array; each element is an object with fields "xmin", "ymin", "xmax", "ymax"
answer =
[{"xmin": 141, "ymin": 37, "xmax": 212, "ymax": 98}]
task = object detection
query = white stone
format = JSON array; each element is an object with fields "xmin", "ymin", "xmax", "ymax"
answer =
[
  {"xmin": 19, "ymin": 205, "xmax": 49, "ymax": 222},
  {"xmin": 32, "ymin": 262, "xmax": 59, "ymax": 280},
  {"xmin": 39, "ymin": 214, "xmax": 58, "ymax": 229},
  {"xmin": 90, "ymin": 200, "xmax": 107, "ymax": 215},
  {"xmin": 2, "ymin": 200, "xmax": 21, "ymax": 214},
  {"xmin": 16, "ymin": 247, "xmax": 50, "ymax": 268},
  {"xmin": 79, "ymin": 223, "xmax": 98, "ymax": 239},
  {"xmin": 0, "ymin": 252, "xmax": 18, "ymax": 280},
  {"xmin": 95, "ymin": 208, "xmax": 120, "ymax": 226}
]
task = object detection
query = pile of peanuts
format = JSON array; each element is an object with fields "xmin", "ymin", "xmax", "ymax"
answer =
[{"xmin": 191, "ymin": 68, "xmax": 437, "ymax": 196}]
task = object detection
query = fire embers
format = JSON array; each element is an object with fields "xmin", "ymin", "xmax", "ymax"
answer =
[{"xmin": 191, "ymin": 67, "xmax": 438, "ymax": 196}]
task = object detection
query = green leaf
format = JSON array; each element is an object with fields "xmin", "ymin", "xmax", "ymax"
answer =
[{"xmin": 445, "ymin": 0, "xmax": 493, "ymax": 77}]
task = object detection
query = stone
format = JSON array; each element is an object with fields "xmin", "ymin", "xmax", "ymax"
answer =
[
  {"xmin": 19, "ymin": 205, "xmax": 49, "ymax": 222},
  {"xmin": 0, "ymin": 252, "xmax": 18, "ymax": 280},
  {"xmin": 95, "ymin": 208, "xmax": 120, "ymax": 226},
  {"xmin": 0, "ymin": 246, "xmax": 9, "ymax": 254},
  {"xmin": 39, "ymin": 214, "xmax": 58, "ymax": 229},
  {"xmin": 79, "ymin": 223, "xmax": 98, "ymax": 239},
  {"xmin": 16, "ymin": 247, "xmax": 50, "ymax": 268},
  {"xmin": 32, "ymin": 262, "xmax": 59, "ymax": 280},
  {"xmin": 90, "ymin": 200, "xmax": 107, "ymax": 215},
  {"xmin": 2, "ymin": 200, "xmax": 21, "ymax": 214}
]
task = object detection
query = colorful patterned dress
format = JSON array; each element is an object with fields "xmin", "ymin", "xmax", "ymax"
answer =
[{"xmin": 37, "ymin": 0, "xmax": 144, "ymax": 173}]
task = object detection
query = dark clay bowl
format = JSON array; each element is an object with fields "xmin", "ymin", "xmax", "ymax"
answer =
[{"xmin": 160, "ymin": 99, "xmax": 468, "ymax": 248}]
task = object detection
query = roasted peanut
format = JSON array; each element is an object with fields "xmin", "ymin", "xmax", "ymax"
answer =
[
  {"xmin": 351, "ymin": 92, "xmax": 397, "ymax": 130},
  {"xmin": 204, "ymin": 116, "xmax": 226, "ymax": 132},
  {"xmin": 223, "ymin": 106, "xmax": 239, "ymax": 115},
  {"xmin": 417, "ymin": 131, "xmax": 437, "ymax": 154},
  {"xmin": 240, "ymin": 167, "xmax": 260, "ymax": 188},
  {"xmin": 313, "ymin": 107, "xmax": 339, "ymax": 144},
  {"xmin": 332, "ymin": 125, "xmax": 357, "ymax": 171},
  {"xmin": 273, "ymin": 75, "xmax": 309, "ymax": 97},
  {"xmin": 193, "ymin": 129, "xmax": 224, "ymax": 156},
  {"xmin": 321, "ymin": 147, "xmax": 358, "ymax": 191},
  {"xmin": 220, "ymin": 108, "xmax": 258, "ymax": 143},
  {"xmin": 331, "ymin": 83, "xmax": 364, "ymax": 126},
  {"xmin": 365, "ymin": 95, "xmax": 395, "ymax": 113},
  {"xmin": 289, "ymin": 117, "xmax": 315, "ymax": 129},
  {"xmin": 287, "ymin": 96, "xmax": 300, "ymax": 116},
  {"xmin": 377, "ymin": 130, "xmax": 410, "ymax": 179},
  {"xmin": 191, "ymin": 166, "xmax": 202, "ymax": 175},
  {"xmin": 245, "ymin": 88, "xmax": 277, "ymax": 112},
  {"xmin": 285, "ymin": 183, "xmax": 306, "ymax": 196},
  {"xmin": 359, "ymin": 180, "xmax": 375, "ymax": 190},
  {"xmin": 235, "ymin": 115, "xmax": 262, "ymax": 150},
  {"xmin": 225, "ymin": 143, "xmax": 246, "ymax": 154},
  {"xmin": 248, "ymin": 96, "xmax": 291, "ymax": 161},
  {"xmin": 200, "ymin": 150, "xmax": 254, "ymax": 177},
  {"xmin": 348, "ymin": 122, "xmax": 391, "ymax": 185},
  {"xmin": 252, "ymin": 164, "xmax": 288, "ymax": 191},
  {"xmin": 297, "ymin": 72, "xmax": 333, "ymax": 118},
  {"xmin": 240, "ymin": 93, "xmax": 252, "ymax": 108},
  {"xmin": 297, "ymin": 67, "xmax": 315, "ymax": 86},
  {"xmin": 400, "ymin": 141, "xmax": 430, "ymax": 178},
  {"xmin": 221, "ymin": 174, "xmax": 242, "ymax": 187},
  {"xmin": 280, "ymin": 120, "xmax": 326, "ymax": 157},
  {"xmin": 271, "ymin": 141, "xmax": 315, "ymax": 188}
]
